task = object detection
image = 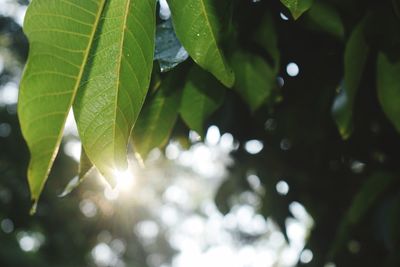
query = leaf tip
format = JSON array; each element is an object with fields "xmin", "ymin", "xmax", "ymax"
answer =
[{"xmin": 29, "ymin": 200, "xmax": 38, "ymax": 216}]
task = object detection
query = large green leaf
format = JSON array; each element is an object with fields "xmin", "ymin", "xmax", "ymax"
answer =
[
  {"xmin": 231, "ymin": 51, "xmax": 277, "ymax": 112},
  {"xmin": 280, "ymin": 0, "xmax": 314, "ymax": 20},
  {"xmin": 377, "ymin": 52, "xmax": 400, "ymax": 133},
  {"xmin": 132, "ymin": 73, "xmax": 182, "ymax": 159},
  {"xmin": 18, "ymin": 0, "xmax": 106, "ymax": 204},
  {"xmin": 180, "ymin": 66, "xmax": 225, "ymax": 135},
  {"xmin": 73, "ymin": 0, "xmax": 156, "ymax": 185},
  {"xmin": 167, "ymin": 0, "xmax": 234, "ymax": 87},
  {"xmin": 332, "ymin": 20, "xmax": 369, "ymax": 139}
]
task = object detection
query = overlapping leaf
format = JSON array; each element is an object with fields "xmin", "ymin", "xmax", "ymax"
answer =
[
  {"xmin": 332, "ymin": 20, "xmax": 369, "ymax": 139},
  {"xmin": 167, "ymin": 0, "xmax": 234, "ymax": 87},
  {"xmin": 180, "ymin": 66, "xmax": 225, "ymax": 135},
  {"xmin": 280, "ymin": 0, "xmax": 314, "ymax": 20},
  {"xmin": 231, "ymin": 51, "xmax": 277, "ymax": 112},
  {"xmin": 18, "ymin": 0, "xmax": 106, "ymax": 204},
  {"xmin": 73, "ymin": 0, "xmax": 156, "ymax": 185},
  {"xmin": 132, "ymin": 73, "xmax": 183, "ymax": 159},
  {"xmin": 377, "ymin": 52, "xmax": 400, "ymax": 133}
]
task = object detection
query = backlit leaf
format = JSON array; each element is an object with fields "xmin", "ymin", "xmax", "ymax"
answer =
[
  {"xmin": 73, "ymin": 0, "xmax": 156, "ymax": 185},
  {"xmin": 18, "ymin": 0, "xmax": 106, "ymax": 204},
  {"xmin": 168, "ymin": 0, "xmax": 235, "ymax": 87}
]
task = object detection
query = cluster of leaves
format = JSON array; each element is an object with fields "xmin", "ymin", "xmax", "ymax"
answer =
[{"xmin": 18, "ymin": 0, "xmax": 285, "ymax": 208}]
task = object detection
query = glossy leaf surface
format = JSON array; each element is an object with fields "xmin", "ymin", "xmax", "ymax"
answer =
[
  {"xmin": 168, "ymin": 0, "xmax": 234, "ymax": 87},
  {"xmin": 73, "ymin": 0, "xmax": 156, "ymax": 185}
]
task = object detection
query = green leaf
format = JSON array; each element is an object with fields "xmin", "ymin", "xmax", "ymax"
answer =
[
  {"xmin": 305, "ymin": 2, "xmax": 345, "ymax": 39},
  {"xmin": 348, "ymin": 172, "xmax": 395, "ymax": 224},
  {"xmin": 377, "ymin": 52, "xmax": 400, "ymax": 133},
  {"xmin": 18, "ymin": 0, "xmax": 106, "ymax": 204},
  {"xmin": 167, "ymin": 0, "xmax": 235, "ymax": 87},
  {"xmin": 78, "ymin": 147, "xmax": 94, "ymax": 180},
  {"xmin": 73, "ymin": 0, "xmax": 156, "ymax": 185},
  {"xmin": 332, "ymin": 20, "xmax": 369, "ymax": 139},
  {"xmin": 132, "ymin": 74, "xmax": 182, "ymax": 159},
  {"xmin": 231, "ymin": 51, "xmax": 277, "ymax": 112},
  {"xmin": 180, "ymin": 66, "xmax": 225, "ymax": 135},
  {"xmin": 280, "ymin": 0, "xmax": 314, "ymax": 20}
]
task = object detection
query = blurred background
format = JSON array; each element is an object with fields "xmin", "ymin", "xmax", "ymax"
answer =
[{"xmin": 1, "ymin": 0, "xmax": 400, "ymax": 267}]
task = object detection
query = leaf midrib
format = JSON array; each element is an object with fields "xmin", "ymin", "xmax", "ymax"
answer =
[{"xmin": 113, "ymin": 0, "xmax": 133, "ymax": 163}]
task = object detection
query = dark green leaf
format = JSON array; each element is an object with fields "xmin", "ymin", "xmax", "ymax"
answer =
[
  {"xmin": 18, "ymin": 0, "xmax": 106, "ymax": 204},
  {"xmin": 231, "ymin": 51, "xmax": 277, "ymax": 112},
  {"xmin": 280, "ymin": 0, "xmax": 314, "ymax": 20},
  {"xmin": 305, "ymin": 2, "xmax": 344, "ymax": 39},
  {"xmin": 73, "ymin": 0, "xmax": 156, "ymax": 185},
  {"xmin": 332, "ymin": 20, "xmax": 369, "ymax": 139},
  {"xmin": 377, "ymin": 52, "xmax": 400, "ymax": 133},
  {"xmin": 132, "ymin": 74, "xmax": 182, "ymax": 159},
  {"xmin": 180, "ymin": 65, "xmax": 225, "ymax": 135},
  {"xmin": 348, "ymin": 172, "xmax": 395, "ymax": 224},
  {"xmin": 167, "ymin": 0, "xmax": 235, "ymax": 87}
]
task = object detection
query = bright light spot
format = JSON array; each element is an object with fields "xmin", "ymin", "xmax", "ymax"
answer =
[
  {"xmin": 79, "ymin": 199, "xmax": 98, "ymax": 218},
  {"xmin": 289, "ymin": 202, "xmax": 314, "ymax": 227},
  {"xmin": 286, "ymin": 218, "xmax": 307, "ymax": 247},
  {"xmin": 219, "ymin": 133, "xmax": 234, "ymax": 151},
  {"xmin": 135, "ymin": 220, "xmax": 159, "ymax": 240},
  {"xmin": 92, "ymin": 243, "xmax": 115, "ymax": 266},
  {"xmin": 276, "ymin": 180, "xmax": 289, "ymax": 195},
  {"xmin": 300, "ymin": 249, "xmax": 313, "ymax": 263},
  {"xmin": 0, "ymin": 123, "xmax": 11, "ymax": 138},
  {"xmin": 247, "ymin": 174, "xmax": 264, "ymax": 193},
  {"xmin": 19, "ymin": 236, "xmax": 35, "ymax": 252},
  {"xmin": 280, "ymin": 12, "xmax": 289, "ymax": 20},
  {"xmin": 159, "ymin": 0, "xmax": 171, "ymax": 20},
  {"xmin": 206, "ymin": 125, "xmax": 221, "ymax": 146},
  {"xmin": 244, "ymin": 140, "xmax": 263, "ymax": 154},
  {"xmin": 286, "ymin": 62, "xmax": 299, "ymax": 77},
  {"xmin": 189, "ymin": 130, "xmax": 201, "ymax": 143},
  {"xmin": 64, "ymin": 109, "xmax": 79, "ymax": 136},
  {"xmin": 280, "ymin": 246, "xmax": 300, "ymax": 266},
  {"xmin": 1, "ymin": 218, "xmax": 14, "ymax": 233},
  {"xmin": 166, "ymin": 141, "xmax": 181, "ymax": 160},
  {"xmin": 350, "ymin": 160, "xmax": 366, "ymax": 174},
  {"xmin": 113, "ymin": 168, "xmax": 135, "ymax": 192},
  {"xmin": 17, "ymin": 231, "xmax": 44, "ymax": 252},
  {"xmin": 63, "ymin": 139, "xmax": 81, "ymax": 161},
  {"xmin": 0, "ymin": 82, "xmax": 18, "ymax": 106}
]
